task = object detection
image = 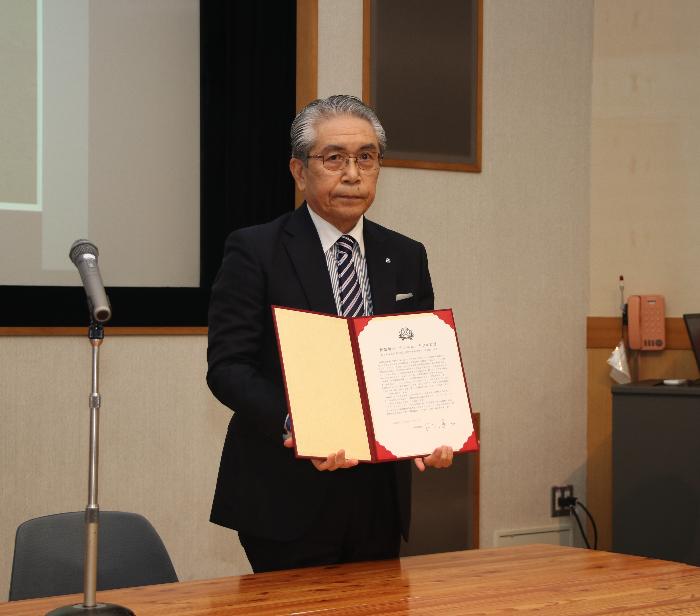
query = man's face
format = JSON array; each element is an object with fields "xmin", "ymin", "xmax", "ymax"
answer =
[{"xmin": 290, "ymin": 115, "xmax": 380, "ymax": 233}]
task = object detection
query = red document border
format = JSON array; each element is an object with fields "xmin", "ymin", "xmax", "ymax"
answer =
[
  {"xmin": 272, "ymin": 306, "xmax": 479, "ymax": 463},
  {"xmin": 350, "ymin": 308, "xmax": 479, "ymax": 460}
]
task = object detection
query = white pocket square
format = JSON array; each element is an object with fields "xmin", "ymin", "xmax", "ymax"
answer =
[{"xmin": 395, "ymin": 293, "xmax": 414, "ymax": 301}]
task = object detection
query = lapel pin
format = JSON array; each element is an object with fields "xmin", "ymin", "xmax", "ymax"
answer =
[{"xmin": 385, "ymin": 257, "xmax": 391, "ymax": 263}]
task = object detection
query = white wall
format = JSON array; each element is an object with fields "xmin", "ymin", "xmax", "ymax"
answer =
[{"xmin": 319, "ymin": 0, "xmax": 593, "ymax": 547}]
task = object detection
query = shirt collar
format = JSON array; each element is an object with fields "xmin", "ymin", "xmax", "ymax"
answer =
[{"xmin": 307, "ymin": 205, "xmax": 365, "ymax": 256}]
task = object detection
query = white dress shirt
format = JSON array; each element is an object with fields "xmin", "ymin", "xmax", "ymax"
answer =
[{"xmin": 307, "ymin": 206, "xmax": 374, "ymax": 317}]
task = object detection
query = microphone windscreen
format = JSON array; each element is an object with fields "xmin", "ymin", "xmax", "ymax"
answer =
[{"xmin": 69, "ymin": 239, "xmax": 99, "ymax": 264}]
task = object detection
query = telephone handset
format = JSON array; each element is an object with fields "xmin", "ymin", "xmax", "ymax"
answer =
[{"xmin": 627, "ymin": 295, "xmax": 666, "ymax": 351}]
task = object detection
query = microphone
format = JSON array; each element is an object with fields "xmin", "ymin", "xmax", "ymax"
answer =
[{"xmin": 69, "ymin": 240, "xmax": 112, "ymax": 323}]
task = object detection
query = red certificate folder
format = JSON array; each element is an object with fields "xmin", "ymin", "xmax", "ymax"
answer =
[{"xmin": 272, "ymin": 306, "xmax": 478, "ymax": 462}]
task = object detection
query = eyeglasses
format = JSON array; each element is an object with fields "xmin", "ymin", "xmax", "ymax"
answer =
[{"xmin": 307, "ymin": 151, "xmax": 382, "ymax": 173}]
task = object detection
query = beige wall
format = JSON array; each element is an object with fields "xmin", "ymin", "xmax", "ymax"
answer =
[
  {"xmin": 590, "ymin": 0, "xmax": 700, "ymax": 316},
  {"xmin": 0, "ymin": 337, "xmax": 249, "ymax": 599},
  {"xmin": 320, "ymin": 0, "xmax": 593, "ymax": 547}
]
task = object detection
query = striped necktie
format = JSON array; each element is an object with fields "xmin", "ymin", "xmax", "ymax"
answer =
[{"xmin": 336, "ymin": 235, "xmax": 363, "ymax": 317}]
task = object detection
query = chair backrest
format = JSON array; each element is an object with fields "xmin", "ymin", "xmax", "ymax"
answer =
[{"xmin": 9, "ymin": 511, "xmax": 178, "ymax": 601}]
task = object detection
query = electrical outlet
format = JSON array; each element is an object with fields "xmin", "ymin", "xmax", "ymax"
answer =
[{"xmin": 551, "ymin": 485, "xmax": 574, "ymax": 517}]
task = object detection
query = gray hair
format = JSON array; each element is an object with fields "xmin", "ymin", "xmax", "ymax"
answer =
[{"xmin": 290, "ymin": 94, "xmax": 387, "ymax": 161}]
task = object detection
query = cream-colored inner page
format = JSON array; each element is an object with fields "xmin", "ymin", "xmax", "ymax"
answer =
[
  {"xmin": 357, "ymin": 313, "xmax": 473, "ymax": 457},
  {"xmin": 274, "ymin": 307, "xmax": 371, "ymax": 460}
]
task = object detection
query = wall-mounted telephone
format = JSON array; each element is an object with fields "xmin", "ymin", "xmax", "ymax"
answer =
[{"xmin": 626, "ymin": 295, "xmax": 666, "ymax": 351}]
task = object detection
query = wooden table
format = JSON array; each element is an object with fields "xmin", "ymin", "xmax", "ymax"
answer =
[{"xmin": 3, "ymin": 545, "xmax": 700, "ymax": 615}]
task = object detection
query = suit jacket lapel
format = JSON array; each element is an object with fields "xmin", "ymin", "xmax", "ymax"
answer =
[
  {"xmin": 282, "ymin": 204, "xmax": 337, "ymax": 314},
  {"xmin": 364, "ymin": 218, "xmax": 396, "ymax": 315}
]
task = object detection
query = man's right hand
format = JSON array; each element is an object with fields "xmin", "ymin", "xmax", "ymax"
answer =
[{"xmin": 283, "ymin": 436, "xmax": 359, "ymax": 471}]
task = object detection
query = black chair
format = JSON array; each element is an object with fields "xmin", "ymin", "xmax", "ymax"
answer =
[{"xmin": 9, "ymin": 511, "xmax": 178, "ymax": 601}]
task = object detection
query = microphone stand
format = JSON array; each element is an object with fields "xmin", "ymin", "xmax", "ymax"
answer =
[{"xmin": 48, "ymin": 321, "xmax": 133, "ymax": 616}]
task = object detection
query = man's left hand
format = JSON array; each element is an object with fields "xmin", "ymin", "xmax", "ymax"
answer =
[{"xmin": 414, "ymin": 445, "xmax": 453, "ymax": 472}]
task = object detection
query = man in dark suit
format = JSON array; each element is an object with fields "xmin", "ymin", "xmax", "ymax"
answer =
[{"xmin": 207, "ymin": 95, "xmax": 453, "ymax": 573}]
